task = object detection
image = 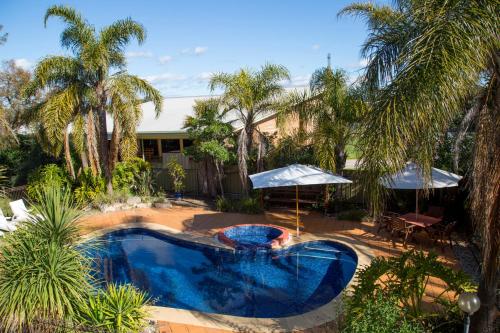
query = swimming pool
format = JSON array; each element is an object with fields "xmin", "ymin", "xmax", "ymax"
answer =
[{"xmin": 84, "ymin": 228, "xmax": 357, "ymax": 318}]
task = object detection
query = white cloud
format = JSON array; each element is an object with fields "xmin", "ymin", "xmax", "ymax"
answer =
[
  {"xmin": 126, "ymin": 51, "xmax": 154, "ymax": 59},
  {"xmin": 359, "ymin": 58, "xmax": 369, "ymax": 67},
  {"xmin": 196, "ymin": 72, "xmax": 213, "ymax": 81},
  {"xmin": 180, "ymin": 46, "xmax": 208, "ymax": 56},
  {"xmin": 143, "ymin": 72, "xmax": 187, "ymax": 84},
  {"xmin": 283, "ymin": 75, "xmax": 311, "ymax": 88},
  {"xmin": 14, "ymin": 58, "xmax": 32, "ymax": 70},
  {"xmin": 158, "ymin": 55, "xmax": 173, "ymax": 64},
  {"xmin": 194, "ymin": 46, "xmax": 208, "ymax": 55},
  {"xmin": 312, "ymin": 44, "xmax": 321, "ymax": 51}
]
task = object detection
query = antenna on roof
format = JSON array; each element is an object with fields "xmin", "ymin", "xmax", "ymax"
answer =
[{"xmin": 327, "ymin": 53, "xmax": 331, "ymax": 69}]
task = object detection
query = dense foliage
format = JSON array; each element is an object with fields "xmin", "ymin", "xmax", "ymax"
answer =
[
  {"xmin": 184, "ymin": 98, "xmax": 234, "ymax": 197},
  {"xmin": 77, "ymin": 284, "xmax": 150, "ymax": 333},
  {"xmin": 342, "ymin": 294, "xmax": 424, "ymax": 333},
  {"xmin": 25, "ymin": 5, "xmax": 162, "ymax": 190},
  {"xmin": 167, "ymin": 160, "xmax": 185, "ymax": 193},
  {"xmin": 112, "ymin": 157, "xmax": 151, "ymax": 192},
  {"xmin": 340, "ymin": 1, "xmax": 499, "ymax": 329},
  {"xmin": 0, "ymin": 187, "xmax": 91, "ymax": 330},
  {"xmin": 346, "ymin": 250, "xmax": 474, "ymax": 332},
  {"xmin": 215, "ymin": 196, "xmax": 262, "ymax": 214},
  {"xmin": 0, "ymin": 186, "xmax": 151, "ymax": 332},
  {"xmin": 210, "ymin": 64, "xmax": 290, "ymax": 193},
  {"xmin": 279, "ymin": 68, "xmax": 365, "ymax": 173},
  {"xmin": 26, "ymin": 163, "xmax": 72, "ymax": 201},
  {"xmin": 0, "ymin": 134, "xmax": 59, "ymax": 186}
]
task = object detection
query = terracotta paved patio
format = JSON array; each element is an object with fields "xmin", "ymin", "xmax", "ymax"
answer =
[{"xmin": 80, "ymin": 206, "xmax": 461, "ymax": 333}]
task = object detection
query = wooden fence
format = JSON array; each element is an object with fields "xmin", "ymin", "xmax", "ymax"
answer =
[
  {"xmin": 154, "ymin": 165, "xmax": 365, "ymax": 205},
  {"xmin": 4, "ymin": 185, "xmax": 26, "ymax": 200}
]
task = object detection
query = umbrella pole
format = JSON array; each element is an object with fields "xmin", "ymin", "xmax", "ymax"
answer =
[
  {"xmin": 416, "ymin": 189, "xmax": 419, "ymax": 221},
  {"xmin": 296, "ymin": 185, "xmax": 300, "ymax": 237}
]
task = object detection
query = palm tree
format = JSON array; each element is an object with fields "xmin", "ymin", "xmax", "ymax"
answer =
[
  {"xmin": 340, "ymin": 1, "xmax": 499, "ymax": 331},
  {"xmin": 28, "ymin": 5, "xmax": 162, "ymax": 192},
  {"xmin": 209, "ymin": 64, "xmax": 290, "ymax": 193},
  {"xmin": 279, "ymin": 67, "xmax": 365, "ymax": 173},
  {"xmin": 183, "ymin": 98, "xmax": 234, "ymax": 197}
]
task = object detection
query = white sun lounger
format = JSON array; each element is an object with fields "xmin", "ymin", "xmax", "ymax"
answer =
[
  {"xmin": 9, "ymin": 199, "xmax": 32, "ymax": 223},
  {"xmin": 0, "ymin": 208, "xmax": 17, "ymax": 232}
]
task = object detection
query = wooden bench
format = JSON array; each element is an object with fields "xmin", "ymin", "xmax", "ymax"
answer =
[{"xmin": 263, "ymin": 186, "xmax": 324, "ymax": 207}]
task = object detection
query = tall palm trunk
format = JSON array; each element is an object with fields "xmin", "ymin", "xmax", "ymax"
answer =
[
  {"xmin": 96, "ymin": 84, "xmax": 113, "ymax": 194},
  {"xmin": 63, "ymin": 127, "xmax": 75, "ymax": 179},
  {"xmin": 109, "ymin": 116, "xmax": 121, "ymax": 172},
  {"xmin": 80, "ymin": 150, "xmax": 89, "ymax": 169},
  {"xmin": 86, "ymin": 110, "xmax": 100, "ymax": 176},
  {"xmin": 237, "ymin": 128, "xmax": 249, "ymax": 195},
  {"xmin": 471, "ymin": 61, "xmax": 500, "ymax": 333},
  {"xmin": 214, "ymin": 159, "xmax": 225, "ymax": 198}
]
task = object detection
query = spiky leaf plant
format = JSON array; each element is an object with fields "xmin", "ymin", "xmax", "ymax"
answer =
[
  {"xmin": 77, "ymin": 284, "xmax": 150, "ymax": 333},
  {"xmin": 0, "ymin": 186, "xmax": 90, "ymax": 331}
]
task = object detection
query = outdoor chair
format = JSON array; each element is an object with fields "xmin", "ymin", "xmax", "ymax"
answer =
[
  {"xmin": 9, "ymin": 199, "xmax": 32, "ymax": 223},
  {"xmin": 0, "ymin": 209, "xmax": 17, "ymax": 232},
  {"xmin": 387, "ymin": 216, "xmax": 416, "ymax": 248},
  {"xmin": 430, "ymin": 221, "xmax": 457, "ymax": 250},
  {"xmin": 377, "ymin": 212, "xmax": 400, "ymax": 234}
]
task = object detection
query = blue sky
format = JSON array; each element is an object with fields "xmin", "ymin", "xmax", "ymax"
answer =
[{"xmin": 0, "ymin": 0, "xmax": 377, "ymax": 97}]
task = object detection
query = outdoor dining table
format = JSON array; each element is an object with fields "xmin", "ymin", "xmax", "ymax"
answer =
[{"xmin": 400, "ymin": 213, "xmax": 441, "ymax": 228}]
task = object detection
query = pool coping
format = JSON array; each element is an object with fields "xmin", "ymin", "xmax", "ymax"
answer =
[{"xmin": 82, "ymin": 222, "xmax": 374, "ymax": 333}]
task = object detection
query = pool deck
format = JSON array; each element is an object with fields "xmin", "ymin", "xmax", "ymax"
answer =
[{"xmin": 80, "ymin": 206, "xmax": 461, "ymax": 333}]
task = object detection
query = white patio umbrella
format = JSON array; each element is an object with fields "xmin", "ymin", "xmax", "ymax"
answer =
[
  {"xmin": 249, "ymin": 164, "xmax": 352, "ymax": 237},
  {"xmin": 380, "ymin": 162, "xmax": 462, "ymax": 218}
]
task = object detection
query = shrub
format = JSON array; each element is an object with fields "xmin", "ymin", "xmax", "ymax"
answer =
[
  {"xmin": 0, "ymin": 195, "xmax": 12, "ymax": 216},
  {"xmin": 112, "ymin": 157, "xmax": 151, "ymax": 192},
  {"xmin": 337, "ymin": 209, "xmax": 368, "ymax": 222},
  {"xmin": 167, "ymin": 160, "xmax": 185, "ymax": 193},
  {"xmin": 92, "ymin": 189, "xmax": 130, "ymax": 207},
  {"xmin": 342, "ymin": 294, "xmax": 425, "ymax": 333},
  {"xmin": 215, "ymin": 196, "xmax": 262, "ymax": 214},
  {"xmin": 0, "ymin": 186, "xmax": 91, "ymax": 331},
  {"xmin": 77, "ymin": 284, "xmax": 150, "ymax": 333},
  {"xmin": 31, "ymin": 186, "xmax": 82, "ymax": 245},
  {"xmin": 74, "ymin": 168, "xmax": 105, "ymax": 206},
  {"xmin": 347, "ymin": 250, "xmax": 474, "ymax": 331},
  {"xmin": 26, "ymin": 164, "xmax": 72, "ymax": 201},
  {"xmin": 132, "ymin": 168, "xmax": 157, "ymax": 197}
]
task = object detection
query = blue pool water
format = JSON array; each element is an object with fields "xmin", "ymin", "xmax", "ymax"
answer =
[
  {"xmin": 221, "ymin": 225, "xmax": 283, "ymax": 248},
  {"xmin": 84, "ymin": 228, "xmax": 357, "ymax": 318}
]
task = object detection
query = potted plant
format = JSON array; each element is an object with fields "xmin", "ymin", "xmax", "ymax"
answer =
[{"xmin": 167, "ymin": 160, "xmax": 186, "ymax": 200}]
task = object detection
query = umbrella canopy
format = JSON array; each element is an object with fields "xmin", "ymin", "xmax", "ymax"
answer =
[
  {"xmin": 250, "ymin": 164, "xmax": 352, "ymax": 189},
  {"xmin": 380, "ymin": 162, "xmax": 462, "ymax": 190},
  {"xmin": 249, "ymin": 164, "xmax": 352, "ymax": 237}
]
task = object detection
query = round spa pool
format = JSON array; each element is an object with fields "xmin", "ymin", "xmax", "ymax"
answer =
[{"xmin": 218, "ymin": 224, "xmax": 290, "ymax": 249}]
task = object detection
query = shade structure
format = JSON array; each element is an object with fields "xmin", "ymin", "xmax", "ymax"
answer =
[
  {"xmin": 380, "ymin": 162, "xmax": 462, "ymax": 219},
  {"xmin": 380, "ymin": 162, "xmax": 462, "ymax": 189},
  {"xmin": 249, "ymin": 164, "xmax": 352, "ymax": 236}
]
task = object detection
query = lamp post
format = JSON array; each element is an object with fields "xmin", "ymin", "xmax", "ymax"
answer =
[{"xmin": 458, "ymin": 292, "xmax": 481, "ymax": 333}]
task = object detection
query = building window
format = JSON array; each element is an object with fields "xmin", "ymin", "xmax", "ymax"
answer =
[
  {"xmin": 142, "ymin": 139, "xmax": 159, "ymax": 161},
  {"xmin": 183, "ymin": 139, "xmax": 194, "ymax": 149},
  {"xmin": 161, "ymin": 139, "xmax": 181, "ymax": 153}
]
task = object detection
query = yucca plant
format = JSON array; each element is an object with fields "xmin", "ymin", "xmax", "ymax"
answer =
[
  {"xmin": 0, "ymin": 185, "xmax": 91, "ymax": 331},
  {"xmin": 77, "ymin": 284, "xmax": 150, "ymax": 333},
  {"xmin": 0, "ymin": 225, "xmax": 91, "ymax": 331},
  {"xmin": 30, "ymin": 186, "xmax": 82, "ymax": 246}
]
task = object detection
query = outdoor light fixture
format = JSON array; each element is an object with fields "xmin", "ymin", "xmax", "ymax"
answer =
[{"xmin": 458, "ymin": 292, "xmax": 481, "ymax": 333}]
